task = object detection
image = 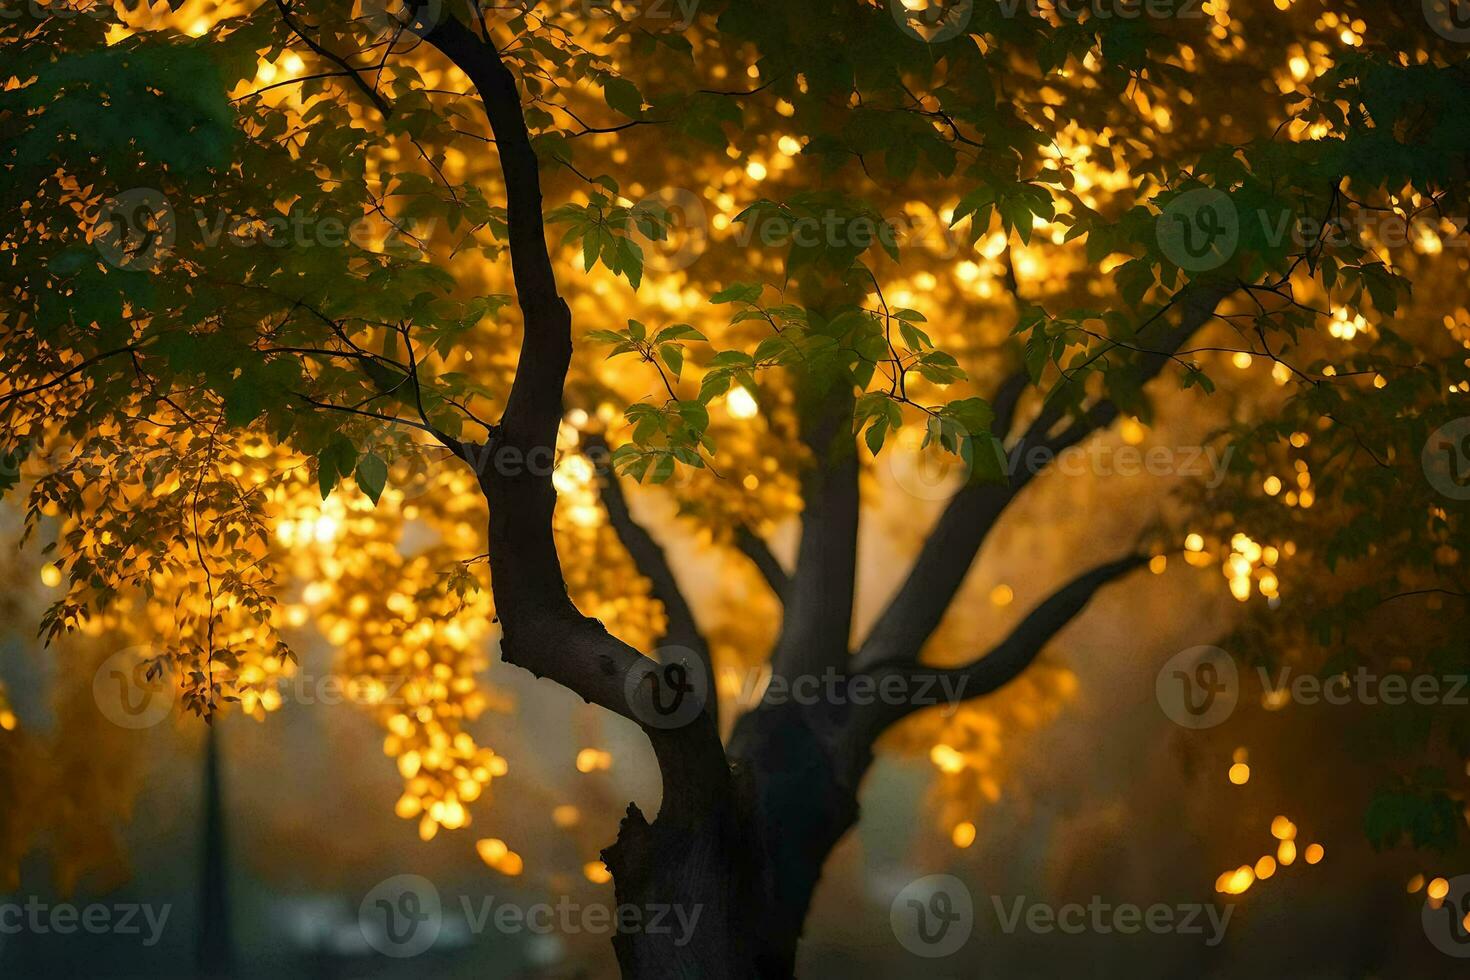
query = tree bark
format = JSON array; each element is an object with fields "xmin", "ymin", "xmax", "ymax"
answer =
[{"xmin": 727, "ymin": 702, "xmax": 865, "ymax": 977}]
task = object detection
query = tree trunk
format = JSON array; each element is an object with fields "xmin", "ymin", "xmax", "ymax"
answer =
[
  {"xmin": 197, "ymin": 721, "xmax": 232, "ymax": 979},
  {"xmin": 728, "ymin": 701, "xmax": 867, "ymax": 977},
  {"xmin": 591, "ymin": 698, "xmax": 868, "ymax": 979},
  {"xmin": 600, "ymin": 749, "xmax": 761, "ymax": 979}
]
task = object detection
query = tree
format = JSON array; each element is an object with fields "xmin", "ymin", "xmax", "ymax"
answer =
[{"xmin": 3, "ymin": 1, "xmax": 1469, "ymax": 976}]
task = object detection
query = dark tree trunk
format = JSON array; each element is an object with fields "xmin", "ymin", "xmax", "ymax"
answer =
[
  {"xmin": 197, "ymin": 721, "xmax": 232, "ymax": 979},
  {"xmin": 728, "ymin": 702, "xmax": 867, "ymax": 977},
  {"xmin": 600, "ymin": 745, "xmax": 761, "ymax": 979},
  {"xmin": 594, "ymin": 697, "xmax": 871, "ymax": 979}
]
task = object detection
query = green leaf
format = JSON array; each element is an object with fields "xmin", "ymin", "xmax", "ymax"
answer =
[
  {"xmin": 710, "ymin": 282, "xmax": 763, "ymax": 305},
  {"xmin": 698, "ymin": 370, "xmax": 733, "ymax": 402},
  {"xmin": 1116, "ymin": 259, "xmax": 1154, "ymax": 310},
  {"xmin": 659, "ymin": 344, "xmax": 684, "ymax": 378},
  {"xmin": 602, "ymin": 76, "xmax": 644, "ymax": 118},
  {"xmin": 864, "ymin": 419, "xmax": 888, "ymax": 455},
  {"xmin": 654, "ymin": 323, "xmax": 706, "ymax": 343},
  {"xmin": 677, "ymin": 399, "xmax": 710, "ymax": 432},
  {"xmin": 224, "ymin": 377, "xmax": 264, "ymax": 428},
  {"xmin": 942, "ymin": 397, "xmax": 995, "ymax": 438},
  {"xmin": 318, "ymin": 435, "xmax": 357, "ymax": 500},
  {"xmin": 355, "ymin": 453, "xmax": 388, "ymax": 505}
]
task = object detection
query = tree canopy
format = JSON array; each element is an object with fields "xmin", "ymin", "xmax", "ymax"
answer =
[{"xmin": 3, "ymin": 0, "xmax": 1470, "ymax": 973}]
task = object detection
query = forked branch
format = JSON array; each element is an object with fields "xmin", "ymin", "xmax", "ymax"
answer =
[
  {"xmin": 853, "ymin": 282, "xmax": 1231, "ymax": 672},
  {"xmin": 842, "ymin": 554, "xmax": 1150, "ymax": 763}
]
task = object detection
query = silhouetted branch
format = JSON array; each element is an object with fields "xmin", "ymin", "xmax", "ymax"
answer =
[
  {"xmin": 768, "ymin": 388, "xmax": 859, "ymax": 681},
  {"xmin": 845, "ymin": 554, "xmax": 1150, "ymax": 752},
  {"xmin": 735, "ymin": 525, "xmax": 790, "ymax": 602},
  {"xmin": 852, "ymin": 283, "xmax": 1230, "ymax": 672},
  {"xmin": 583, "ymin": 433, "xmax": 715, "ymax": 723}
]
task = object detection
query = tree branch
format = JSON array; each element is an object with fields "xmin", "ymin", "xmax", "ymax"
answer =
[
  {"xmin": 420, "ymin": 14, "xmax": 570, "ymax": 456},
  {"xmin": 1025, "ymin": 285, "xmax": 1230, "ymax": 451},
  {"xmin": 412, "ymin": 19, "xmax": 737, "ymax": 890},
  {"xmin": 852, "ymin": 282, "xmax": 1230, "ymax": 672},
  {"xmin": 273, "ymin": 0, "xmax": 394, "ymax": 117},
  {"xmin": 734, "ymin": 524, "xmax": 790, "ymax": 602},
  {"xmin": 0, "ymin": 345, "xmax": 139, "ymax": 408},
  {"xmin": 583, "ymin": 433, "xmax": 715, "ymax": 721},
  {"xmin": 289, "ymin": 391, "xmax": 443, "ymax": 437},
  {"xmin": 990, "ymin": 369, "xmax": 1028, "ymax": 446},
  {"xmin": 768, "ymin": 387, "xmax": 859, "ymax": 681},
  {"xmin": 845, "ymin": 554, "xmax": 1150, "ymax": 754}
]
